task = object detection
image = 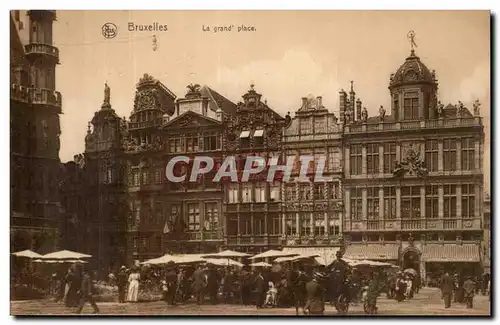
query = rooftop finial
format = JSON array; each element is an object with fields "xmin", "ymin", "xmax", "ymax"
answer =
[
  {"xmin": 350, "ymin": 80, "xmax": 354, "ymax": 92},
  {"xmin": 407, "ymin": 30, "xmax": 417, "ymax": 56},
  {"xmin": 250, "ymin": 83, "xmax": 255, "ymax": 91}
]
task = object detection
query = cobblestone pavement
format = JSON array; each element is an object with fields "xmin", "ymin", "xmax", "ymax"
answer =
[{"xmin": 11, "ymin": 287, "xmax": 490, "ymax": 316}]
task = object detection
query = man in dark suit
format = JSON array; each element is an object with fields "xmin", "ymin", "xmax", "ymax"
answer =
[
  {"xmin": 75, "ymin": 268, "xmax": 99, "ymax": 314},
  {"xmin": 192, "ymin": 265, "xmax": 206, "ymax": 305},
  {"xmin": 254, "ymin": 270, "xmax": 267, "ymax": 309},
  {"xmin": 304, "ymin": 272, "xmax": 325, "ymax": 315},
  {"xmin": 463, "ymin": 276, "xmax": 475, "ymax": 309},
  {"xmin": 117, "ymin": 266, "xmax": 127, "ymax": 303},
  {"xmin": 440, "ymin": 271, "xmax": 454, "ymax": 308}
]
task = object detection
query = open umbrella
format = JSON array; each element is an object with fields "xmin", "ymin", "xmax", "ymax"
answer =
[
  {"xmin": 203, "ymin": 258, "xmax": 243, "ymax": 267},
  {"xmin": 249, "ymin": 250, "xmax": 298, "ymax": 260},
  {"xmin": 12, "ymin": 250, "xmax": 43, "ymax": 259},
  {"xmin": 274, "ymin": 253, "xmax": 320, "ymax": 263},
  {"xmin": 141, "ymin": 254, "xmax": 178, "ymax": 265},
  {"xmin": 41, "ymin": 250, "xmax": 92, "ymax": 260},
  {"xmin": 250, "ymin": 262, "xmax": 272, "ymax": 267},
  {"xmin": 202, "ymin": 250, "xmax": 251, "ymax": 258}
]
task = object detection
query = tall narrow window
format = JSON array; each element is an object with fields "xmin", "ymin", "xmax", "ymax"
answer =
[
  {"xmin": 328, "ymin": 148, "xmax": 341, "ymax": 172},
  {"xmin": 383, "ymin": 143, "xmax": 396, "ymax": 173},
  {"xmin": 329, "ymin": 182, "xmax": 340, "ymax": 200},
  {"xmin": 425, "ymin": 185, "xmax": 439, "ymax": 219},
  {"xmin": 443, "ymin": 139, "xmax": 457, "ymax": 171},
  {"xmin": 403, "ymin": 92, "xmax": 419, "ymax": 120},
  {"xmin": 350, "ymin": 188, "xmax": 362, "ymax": 221},
  {"xmin": 383, "ymin": 187, "xmax": 396, "ymax": 220},
  {"xmin": 255, "ymin": 182, "xmax": 266, "ymax": 202},
  {"xmin": 366, "ymin": 143, "xmax": 379, "ymax": 174},
  {"xmin": 301, "ymin": 213, "xmax": 311, "ymax": 236},
  {"xmin": 204, "ymin": 202, "xmax": 219, "ymax": 231},
  {"xmin": 313, "ymin": 183, "xmax": 324, "ymax": 200},
  {"xmin": 187, "ymin": 203, "xmax": 200, "ymax": 231},
  {"xmin": 425, "ymin": 140, "xmax": 439, "ymax": 172},
  {"xmin": 401, "ymin": 186, "xmax": 421, "ymax": 219},
  {"xmin": 299, "ymin": 184, "xmax": 310, "ymax": 201},
  {"xmin": 285, "ymin": 185, "xmax": 296, "ymax": 201},
  {"xmin": 286, "ymin": 215, "xmax": 296, "ymax": 236},
  {"xmin": 300, "ymin": 118, "xmax": 312, "ymax": 135},
  {"xmin": 461, "ymin": 184, "xmax": 475, "ymax": 219},
  {"xmin": 350, "ymin": 144, "xmax": 362, "ymax": 175},
  {"xmin": 314, "ymin": 212, "xmax": 325, "ymax": 236},
  {"xmin": 367, "ymin": 187, "xmax": 379, "ymax": 220},
  {"xmin": 228, "ymin": 184, "xmax": 238, "ymax": 203},
  {"xmin": 269, "ymin": 181, "xmax": 280, "ymax": 202},
  {"xmin": 443, "ymin": 185, "xmax": 457, "ymax": 219},
  {"xmin": 242, "ymin": 184, "xmax": 252, "ymax": 203},
  {"xmin": 461, "ymin": 138, "xmax": 475, "ymax": 171}
]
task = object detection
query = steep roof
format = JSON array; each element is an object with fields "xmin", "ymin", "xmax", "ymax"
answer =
[
  {"xmin": 200, "ymin": 85, "xmax": 237, "ymax": 115},
  {"xmin": 10, "ymin": 15, "xmax": 28, "ymax": 83}
]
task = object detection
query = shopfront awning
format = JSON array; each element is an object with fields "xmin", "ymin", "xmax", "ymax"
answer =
[
  {"xmin": 283, "ymin": 247, "xmax": 341, "ymax": 266},
  {"xmin": 344, "ymin": 244, "xmax": 399, "ymax": 260},
  {"xmin": 422, "ymin": 244, "xmax": 480, "ymax": 262}
]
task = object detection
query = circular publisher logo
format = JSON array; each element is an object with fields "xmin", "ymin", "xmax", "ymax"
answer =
[{"xmin": 102, "ymin": 23, "xmax": 118, "ymax": 39}]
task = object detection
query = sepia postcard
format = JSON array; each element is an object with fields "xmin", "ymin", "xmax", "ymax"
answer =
[{"xmin": 9, "ymin": 10, "xmax": 491, "ymax": 316}]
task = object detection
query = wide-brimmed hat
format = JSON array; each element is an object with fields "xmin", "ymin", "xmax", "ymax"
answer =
[{"xmin": 120, "ymin": 265, "xmax": 127, "ymax": 270}]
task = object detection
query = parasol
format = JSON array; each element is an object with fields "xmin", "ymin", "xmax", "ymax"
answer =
[
  {"xmin": 41, "ymin": 250, "xmax": 92, "ymax": 260},
  {"xmin": 12, "ymin": 250, "xmax": 43, "ymax": 259},
  {"xmin": 202, "ymin": 250, "xmax": 251, "ymax": 258},
  {"xmin": 249, "ymin": 250, "xmax": 298, "ymax": 260},
  {"xmin": 250, "ymin": 262, "xmax": 272, "ymax": 267},
  {"xmin": 203, "ymin": 258, "xmax": 243, "ymax": 267}
]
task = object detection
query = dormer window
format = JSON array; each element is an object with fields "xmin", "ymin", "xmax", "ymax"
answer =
[
  {"xmin": 403, "ymin": 92, "xmax": 419, "ymax": 120},
  {"xmin": 254, "ymin": 129, "xmax": 264, "ymax": 147}
]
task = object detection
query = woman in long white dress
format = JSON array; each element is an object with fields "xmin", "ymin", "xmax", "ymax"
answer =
[{"xmin": 127, "ymin": 268, "xmax": 140, "ymax": 302}]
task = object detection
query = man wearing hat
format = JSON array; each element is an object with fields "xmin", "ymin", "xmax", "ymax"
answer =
[
  {"xmin": 440, "ymin": 271, "xmax": 454, "ymax": 308},
  {"xmin": 304, "ymin": 272, "xmax": 325, "ymax": 315},
  {"xmin": 329, "ymin": 250, "xmax": 351, "ymax": 302},
  {"xmin": 75, "ymin": 266, "xmax": 99, "ymax": 314},
  {"xmin": 463, "ymin": 276, "xmax": 476, "ymax": 309},
  {"xmin": 117, "ymin": 266, "xmax": 128, "ymax": 303}
]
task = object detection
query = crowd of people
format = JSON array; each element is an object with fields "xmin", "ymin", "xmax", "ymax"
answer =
[{"xmin": 14, "ymin": 251, "xmax": 491, "ymax": 315}]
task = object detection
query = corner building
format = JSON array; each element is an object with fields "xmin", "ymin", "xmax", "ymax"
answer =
[
  {"xmin": 342, "ymin": 47, "xmax": 485, "ymax": 280},
  {"xmin": 10, "ymin": 11, "xmax": 62, "ymax": 253}
]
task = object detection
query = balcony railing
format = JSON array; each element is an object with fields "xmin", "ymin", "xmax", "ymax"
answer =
[
  {"xmin": 11, "ymin": 85, "xmax": 62, "ymax": 112},
  {"xmin": 128, "ymin": 118, "xmax": 163, "ymax": 130},
  {"xmin": 402, "ymin": 219, "xmax": 422, "ymax": 230},
  {"xmin": 24, "ymin": 43, "xmax": 59, "ymax": 62},
  {"xmin": 344, "ymin": 117, "xmax": 482, "ymax": 133},
  {"xmin": 349, "ymin": 218, "xmax": 480, "ymax": 231}
]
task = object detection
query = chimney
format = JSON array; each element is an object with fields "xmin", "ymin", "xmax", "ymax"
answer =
[
  {"xmin": 317, "ymin": 96, "xmax": 323, "ymax": 108},
  {"xmin": 356, "ymin": 98, "xmax": 362, "ymax": 121},
  {"xmin": 301, "ymin": 97, "xmax": 308, "ymax": 110},
  {"xmin": 339, "ymin": 90, "xmax": 347, "ymax": 122}
]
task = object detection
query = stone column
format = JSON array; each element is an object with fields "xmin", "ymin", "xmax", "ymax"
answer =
[
  {"xmin": 396, "ymin": 187, "xmax": 401, "ymax": 219},
  {"xmin": 456, "ymin": 186, "xmax": 462, "ymax": 219},
  {"xmin": 438, "ymin": 186, "xmax": 444, "ymax": 218},
  {"xmin": 324, "ymin": 212, "xmax": 328, "ymax": 236},
  {"xmin": 345, "ymin": 189, "xmax": 351, "ymax": 230},
  {"xmin": 379, "ymin": 144, "xmax": 384, "ymax": 175},
  {"xmin": 420, "ymin": 186, "xmax": 426, "ymax": 219},
  {"xmin": 475, "ymin": 139, "xmax": 480, "ymax": 172},
  {"xmin": 475, "ymin": 184, "xmax": 481, "ymax": 218},
  {"xmin": 295, "ymin": 212, "xmax": 300, "ymax": 235},
  {"xmin": 396, "ymin": 142, "xmax": 401, "ymax": 162},
  {"xmin": 479, "ymin": 139, "xmax": 484, "ymax": 173},
  {"xmin": 456, "ymin": 139, "xmax": 462, "ymax": 172},
  {"xmin": 345, "ymin": 147, "xmax": 350, "ymax": 175},
  {"xmin": 362, "ymin": 145, "xmax": 367, "ymax": 176},
  {"xmin": 379, "ymin": 187, "xmax": 384, "ymax": 220},
  {"xmin": 438, "ymin": 141, "xmax": 443, "ymax": 172},
  {"xmin": 308, "ymin": 212, "xmax": 313, "ymax": 236},
  {"xmin": 362, "ymin": 188, "xmax": 368, "ymax": 220}
]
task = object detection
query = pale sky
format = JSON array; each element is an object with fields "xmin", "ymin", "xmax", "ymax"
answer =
[{"xmin": 51, "ymin": 10, "xmax": 490, "ymax": 191}]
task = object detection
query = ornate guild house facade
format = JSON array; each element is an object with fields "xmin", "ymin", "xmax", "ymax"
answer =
[
  {"xmin": 342, "ymin": 45, "xmax": 485, "ymax": 279},
  {"xmin": 281, "ymin": 95, "xmax": 344, "ymax": 264},
  {"xmin": 222, "ymin": 85, "xmax": 289, "ymax": 254}
]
